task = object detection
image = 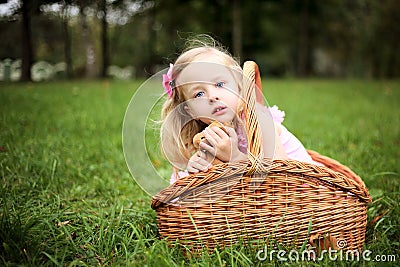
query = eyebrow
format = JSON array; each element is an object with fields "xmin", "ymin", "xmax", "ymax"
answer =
[
  {"xmin": 182, "ymin": 84, "xmax": 201, "ymax": 98},
  {"xmin": 212, "ymin": 75, "xmax": 225, "ymax": 82}
]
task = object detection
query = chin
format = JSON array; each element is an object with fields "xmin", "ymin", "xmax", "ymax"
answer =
[
  {"xmin": 214, "ymin": 116, "xmax": 235, "ymax": 124},
  {"xmin": 199, "ymin": 114, "xmax": 235, "ymax": 125}
]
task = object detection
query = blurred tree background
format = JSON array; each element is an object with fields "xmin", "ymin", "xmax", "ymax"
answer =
[{"xmin": 0, "ymin": 0, "xmax": 399, "ymax": 81}]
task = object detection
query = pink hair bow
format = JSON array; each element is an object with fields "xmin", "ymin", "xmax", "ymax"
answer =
[{"xmin": 162, "ymin": 63, "xmax": 174, "ymax": 98}]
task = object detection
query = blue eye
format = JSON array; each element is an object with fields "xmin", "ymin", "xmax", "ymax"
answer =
[
  {"xmin": 216, "ymin": 81, "xmax": 225, "ymax": 88},
  {"xmin": 194, "ymin": 91, "xmax": 205, "ymax": 98}
]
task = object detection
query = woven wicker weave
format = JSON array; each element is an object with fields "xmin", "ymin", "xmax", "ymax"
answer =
[{"xmin": 151, "ymin": 61, "xmax": 371, "ymax": 252}]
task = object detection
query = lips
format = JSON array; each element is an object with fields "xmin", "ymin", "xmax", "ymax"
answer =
[{"xmin": 212, "ymin": 106, "xmax": 226, "ymax": 114}]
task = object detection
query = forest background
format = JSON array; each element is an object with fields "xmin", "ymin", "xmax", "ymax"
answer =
[{"xmin": 1, "ymin": 0, "xmax": 399, "ymax": 82}]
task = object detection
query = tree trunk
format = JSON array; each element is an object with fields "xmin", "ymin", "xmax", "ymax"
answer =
[
  {"xmin": 297, "ymin": 0, "xmax": 310, "ymax": 77},
  {"xmin": 100, "ymin": 0, "xmax": 109, "ymax": 78},
  {"xmin": 232, "ymin": 0, "xmax": 242, "ymax": 59},
  {"xmin": 20, "ymin": 0, "xmax": 33, "ymax": 82},
  {"xmin": 386, "ymin": 40, "xmax": 399, "ymax": 78},
  {"xmin": 62, "ymin": 3, "xmax": 73, "ymax": 79},
  {"xmin": 145, "ymin": 6, "xmax": 156, "ymax": 76},
  {"xmin": 79, "ymin": 6, "xmax": 97, "ymax": 78}
]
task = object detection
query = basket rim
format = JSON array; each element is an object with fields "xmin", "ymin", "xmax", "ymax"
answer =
[{"xmin": 151, "ymin": 150, "xmax": 371, "ymax": 209}]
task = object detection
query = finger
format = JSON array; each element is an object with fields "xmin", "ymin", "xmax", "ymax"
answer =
[
  {"xmin": 203, "ymin": 129, "xmax": 217, "ymax": 146},
  {"xmin": 188, "ymin": 161, "xmax": 204, "ymax": 173},
  {"xmin": 199, "ymin": 150, "xmax": 214, "ymax": 160},
  {"xmin": 187, "ymin": 165, "xmax": 199, "ymax": 173},
  {"xmin": 196, "ymin": 150, "xmax": 205, "ymax": 159},
  {"xmin": 203, "ymin": 129, "xmax": 218, "ymax": 145},
  {"xmin": 209, "ymin": 126, "xmax": 229, "ymax": 138},
  {"xmin": 198, "ymin": 156, "xmax": 212, "ymax": 168},
  {"xmin": 196, "ymin": 160, "xmax": 211, "ymax": 172},
  {"xmin": 191, "ymin": 157, "xmax": 211, "ymax": 172},
  {"xmin": 199, "ymin": 142, "xmax": 216, "ymax": 156},
  {"xmin": 204, "ymin": 126, "xmax": 226, "ymax": 142},
  {"xmin": 198, "ymin": 150, "xmax": 205, "ymax": 159},
  {"xmin": 225, "ymin": 126, "xmax": 237, "ymax": 137}
]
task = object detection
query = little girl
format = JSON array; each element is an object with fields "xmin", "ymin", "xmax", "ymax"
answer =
[{"xmin": 160, "ymin": 39, "xmax": 316, "ymax": 184}]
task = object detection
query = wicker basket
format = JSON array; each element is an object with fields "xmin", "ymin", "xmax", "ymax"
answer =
[{"xmin": 151, "ymin": 61, "xmax": 371, "ymax": 252}]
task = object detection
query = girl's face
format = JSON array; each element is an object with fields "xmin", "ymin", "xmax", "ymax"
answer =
[{"xmin": 176, "ymin": 56, "xmax": 240, "ymax": 125}]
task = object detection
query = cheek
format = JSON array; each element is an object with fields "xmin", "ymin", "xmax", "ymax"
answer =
[
  {"xmin": 226, "ymin": 92, "xmax": 240, "ymax": 109},
  {"xmin": 187, "ymin": 101, "xmax": 209, "ymax": 116},
  {"xmin": 224, "ymin": 84, "xmax": 240, "ymax": 99}
]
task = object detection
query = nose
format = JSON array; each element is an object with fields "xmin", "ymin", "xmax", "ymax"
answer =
[
  {"xmin": 208, "ymin": 89, "xmax": 220, "ymax": 102},
  {"xmin": 209, "ymin": 95, "xmax": 220, "ymax": 103}
]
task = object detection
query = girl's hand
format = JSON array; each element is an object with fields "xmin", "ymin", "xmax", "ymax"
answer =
[
  {"xmin": 187, "ymin": 150, "xmax": 213, "ymax": 173},
  {"xmin": 199, "ymin": 126, "xmax": 246, "ymax": 162}
]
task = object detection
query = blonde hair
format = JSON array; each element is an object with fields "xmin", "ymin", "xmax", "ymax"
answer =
[{"xmin": 160, "ymin": 37, "xmax": 244, "ymax": 170}]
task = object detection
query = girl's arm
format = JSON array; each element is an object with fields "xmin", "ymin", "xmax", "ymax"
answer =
[
  {"xmin": 256, "ymin": 103, "xmax": 288, "ymax": 160},
  {"xmin": 273, "ymin": 124, "xmax": 288, "ymax": 159}
]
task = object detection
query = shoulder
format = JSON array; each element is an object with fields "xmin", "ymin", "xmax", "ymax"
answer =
[{"xmin": 255, "ymin": 104, "xmax": 286, "ymax": 123}]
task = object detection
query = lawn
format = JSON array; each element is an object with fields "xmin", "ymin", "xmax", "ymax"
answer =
[{"xmin": 0, "ymin": 79, "xmax": 399, "ymax": 266}]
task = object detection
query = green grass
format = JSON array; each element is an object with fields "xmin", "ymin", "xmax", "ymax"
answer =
[{"xmin": 0, "ymin": 79, "xmax": 399, "ymax": 266}]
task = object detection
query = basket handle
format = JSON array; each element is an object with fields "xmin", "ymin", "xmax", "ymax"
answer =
[{"xmin": 242, "ymin": 61, "xmax": 266, "ymax": 168}]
